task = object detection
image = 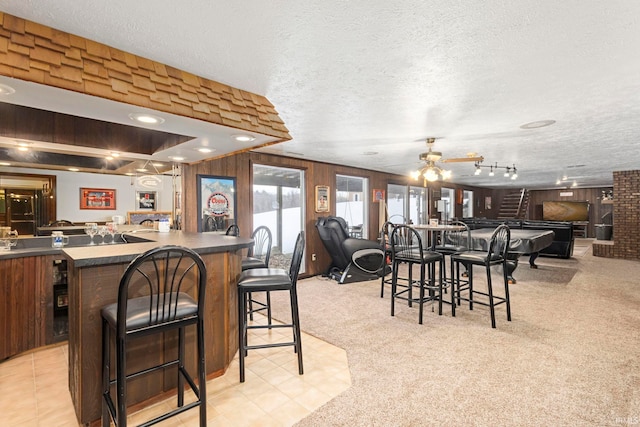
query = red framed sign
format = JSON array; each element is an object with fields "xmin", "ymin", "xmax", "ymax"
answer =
[{"xmin": 80, "ymin": 188, "xmax": 116, "ymax": 210}]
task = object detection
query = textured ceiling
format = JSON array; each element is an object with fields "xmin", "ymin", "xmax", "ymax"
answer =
[{"xmin": 1, "ymin": 1, "xmax": 639, "ymax": 189}]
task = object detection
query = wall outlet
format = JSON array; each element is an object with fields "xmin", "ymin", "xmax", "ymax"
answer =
[{"xmin": 311, "ymin": 253, "xmax": 317, "ymax": 261}]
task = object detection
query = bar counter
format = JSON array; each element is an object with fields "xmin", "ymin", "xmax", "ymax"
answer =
[{"xmin": 62, "ymin": 229, "xmax": 253, "ymax": 425}]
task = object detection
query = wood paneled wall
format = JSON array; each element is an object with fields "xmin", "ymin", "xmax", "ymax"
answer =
[
  {"xmin": 182, "ymin": 152, "xmax": 489, "ymax": 277},
  {"xmin": 528, "ymin": 187, "xmax": 613, "ymax": 237}
]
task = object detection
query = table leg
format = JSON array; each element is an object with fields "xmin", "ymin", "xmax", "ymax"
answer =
[
  {"xmin": 505, "ymin": 254, "xmax": 520, "ymax": 284},
  {"xmin": 528, "ymin": 252, "xmax": 540, "ymax": 269}
]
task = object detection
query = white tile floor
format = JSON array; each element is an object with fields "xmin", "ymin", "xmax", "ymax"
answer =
[{"xmin": 0, "ymin": 315, "xmax": 351, "ymax": 426}]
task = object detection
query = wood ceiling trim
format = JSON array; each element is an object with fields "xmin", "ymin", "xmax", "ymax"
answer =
[
  {"xmin": 0, "ymin": 103, "xmax": 192, "ymax": 155},
  {"xmin": 0, "ymin": 12, "xmax": 291, "ymax": 142}
]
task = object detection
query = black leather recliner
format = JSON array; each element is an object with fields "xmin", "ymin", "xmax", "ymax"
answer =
[{"xmin": 315, "ymin": 216, "xmax": 385, "ymax": 284}]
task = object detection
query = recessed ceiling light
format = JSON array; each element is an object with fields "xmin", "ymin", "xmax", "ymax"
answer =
[
  {"xmin": 152, "ymin": 162, "xmax": 165, "ymax": 167},
  {"xmin": 68, "ymin": 168, "xmax": 79, "ymax": 172},
  {"xmin": 125, "ymin": 172, "xmax": 135, "ymax": 176},
  {"xmin": 169, "ymin": 156, "xmax": 185, "ymax": 161},
  {"xmin": 111, "ymin": 152, "xmax": 120, "ymax": 157},
  {"xmin": 232, "ymin": 134, "xmax": 256, "ymax": 142},
  {"xmin": 520, "ymin": 120, "xmax": 556, "ymax": 129},
  {"xmin": 0, "ymin": 84, "xmax": 15, "ymax": 95},
  {"xmin": 17, "ymin": 146, "xmax": 29, "ymax": 152},
  {"xmin": 106, "ymin": 156, "xmax": 113, "ymax": 161},
  {"xmin": 129, "ymin": 113, "xmax": 165, "ymax": 125},
  {"xmin": 197, "ymin": 147, "xmax": 213, "ymax": 153},
  {"xmin": 0, "ymin": 162, "xmax": 11, "ymax": 166},
  {"xmin": 136, "ymin": 168, "xmax": 148, "ymax": 172}
]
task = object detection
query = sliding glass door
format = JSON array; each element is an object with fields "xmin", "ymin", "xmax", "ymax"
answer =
[{"xmin": 252, "ymin": 164, "xmax": 305, "ymax": 271}]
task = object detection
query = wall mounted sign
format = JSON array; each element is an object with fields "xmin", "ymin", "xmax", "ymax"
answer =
[
  {"xmin": 80, "ymin": 188, "xmax": 116, "ymax": 210},
  {"xmin": 136, "ymin": 175, "xmax": 162, "ymax": 189},
  {"xmin": 136, "ymin": 191, "xmax": 157, "ymax": 210},
  {"xmin": 372, "ymin": 189, "xmax": 385, "ymax": 202},
  {"xmin": 196, "ymin": 175, "xmax": 236, "ymax": 232},
  {"xmin": 315, "ymin": 185, "xmax": 330, "ymax": 212}
]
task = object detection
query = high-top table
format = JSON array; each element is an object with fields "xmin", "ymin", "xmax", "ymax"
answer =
[
  {"xmin": 63, "ymin": 230, "xmax": 253, "ymax": 425},
  {"xmin": 412, "ymin": 223, "xmax": 466, "ymax": 250}
]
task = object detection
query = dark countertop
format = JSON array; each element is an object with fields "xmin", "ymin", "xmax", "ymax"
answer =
[{"xmin": 0, "ymin": 229, "xmax": 253, "ymax": 265}]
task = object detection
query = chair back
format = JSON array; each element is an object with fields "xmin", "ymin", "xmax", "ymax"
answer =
[
  {"xmin": 390, "ymin": 224, "xmax": 423, "ymax": 262},
  {"xmin": 248, "ymin": 226, "xmax": 272, "ymax": 266},
  {"xmin": 488, "ymin": 224, "xmax": 511, "ymax": 261},
  {"xmin": 116, "ymin": 245, "xmax": 207, "ymax": 335},
  {"xmin": 379, "ymin": 221, "xmax": 397, "ymax": 251},
  {"xmin": 226, "ymin": 224, "xmax": 240, "ymax": 236},
  {"xmin": 315, "ymin": 216, "xmax": 351, "ymax": 268},
  {"xmin": 442, "ymin": 220, "xmax": 471, "ymax": 249},
  {"xmin": 288, "ymin": 232, "xmax": 306, "ymax": 286}
]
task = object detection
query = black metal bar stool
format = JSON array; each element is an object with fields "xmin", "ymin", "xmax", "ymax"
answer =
[
  {"xmin": 101, "ymin": 245, "xmax": 208, "ymax": 427},
  {"xmin": 237, "ymin": 231, "xmax": 305, "ymax": 382},
  {"xmin": 450, "ymin": 224, "xmax": 511, "ymax": 328},
  {"xmin": 390, "ymin": 224, "xmax": 446, "ymax": 324},
  {"xmin": 241, "ymin": 226, "xmax": 274, "ymax": 324},
  {"xmin": 433, "ymin": 220, "xmax": 471, "ymax": 288}
]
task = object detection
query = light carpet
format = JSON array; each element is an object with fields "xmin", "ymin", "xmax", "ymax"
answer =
[{"xmin": 268, "ymin": 251, "xmax": 640, "ymax": 426}]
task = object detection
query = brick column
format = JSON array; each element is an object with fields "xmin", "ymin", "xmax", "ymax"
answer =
[{"xmin": 613, "ymin": 170, "xmax": 640, "ymax": 259}]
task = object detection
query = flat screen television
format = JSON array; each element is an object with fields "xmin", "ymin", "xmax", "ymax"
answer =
[{"xmin": 542, "ymin": 201, "xmax": 590, "ymax": 222}]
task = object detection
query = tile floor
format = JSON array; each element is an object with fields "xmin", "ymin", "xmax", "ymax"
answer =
[{"xmin": 0, "ymin": 315, "xmax": 351, "ymax": 426}]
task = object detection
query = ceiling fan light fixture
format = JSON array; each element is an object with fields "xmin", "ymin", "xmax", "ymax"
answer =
[{"xmin": 424, "ymin": 168, "xmax": 439, "ymax": 182}]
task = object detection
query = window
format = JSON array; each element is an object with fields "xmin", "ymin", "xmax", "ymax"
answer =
[
  {"xmin": 409, "ymin": 186, "xmax": 429, "ymax": 225},
  {"xmin": 336, "ymin": 175, "xmax": 368, "ymax": 238},
  {"xmin": 252, "ymin": 164, "xmax": 305, "ymax": 272},
  {"xmin": 387, "ymin": 184, "xmax": 408, "ymax": 223},
  {"xmin": 463, "ymin": 190, "xmax": 474, "ymax": 218},
  {"xmin": 440, "ymin": 187, "xmax": 455, "ymax": 223}
]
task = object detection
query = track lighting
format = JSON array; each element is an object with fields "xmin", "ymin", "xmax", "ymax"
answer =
[{"xmin": 473, "ymin": 162, "xmax": 518, "ymax": 180}]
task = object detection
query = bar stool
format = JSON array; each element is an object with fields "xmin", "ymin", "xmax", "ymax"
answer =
[
  {"xmin": 390, "ymin": 225, "xmax": 445, "ymax": 324},
  {"xmin": 433, "ymin": 220, "xmax": 471, "ymax": 288},
  {"xmin": 451, "ymin": 224, "xmax": 511, "ymax": 328},
  {"xmin": 241, "ymin": 226, "xmax": 273, "ymax": 324},
  {"xmin": 101, "ymin": 246, "xmax": 208, "ymax": 427},
  {"xmin": 225, "ymin": 224, "xmax": 240, "ymax": 236},
  {"xmin": 379, "ymin": 221, "xmax": 395, "ymax": 298},
  {"xmin": 237, "ymin": 231, "xmax": 305, "ymax": 382}
]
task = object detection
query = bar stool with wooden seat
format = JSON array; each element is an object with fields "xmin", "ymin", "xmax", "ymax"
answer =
[
  {"xmin": 390, "ymin": 224, "xmax": 446, "ymax": 324},
  {"xmin": 450, "ymin": 224, "xmax": 511, "ymax": 328},
  {"xmin": 237, "ymin": 231, "xmax": 305, "ymax": 382},
  {"xmin": 101, "ymin": 245, "xmax": 208, "ymax": 427},
  {"xmin": 241, "ymin": 226, "xmax": 273, "ymax": 324}
]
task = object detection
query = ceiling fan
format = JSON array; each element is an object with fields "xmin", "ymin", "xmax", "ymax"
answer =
[{"xmin": 418, "ymin": 137, "xmax": 484, "ymax": 164}]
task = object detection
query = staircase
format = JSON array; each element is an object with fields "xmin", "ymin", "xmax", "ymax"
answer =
[{"xmin": 497, "ymin": 189, "xmax": 529, "ymax": 219}]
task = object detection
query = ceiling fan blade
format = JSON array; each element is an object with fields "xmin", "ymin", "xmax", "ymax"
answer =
[{"xmin": 440, "ymin": 156, "xmax": 485, "ymax": 163}]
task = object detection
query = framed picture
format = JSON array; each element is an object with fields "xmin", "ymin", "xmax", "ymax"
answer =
[
  {"xmin": 485, "ymin": 196, "xmax": 492, "ymax": 210},
  {"xmin": 372, "ymin": 189, "xmax": 385, "ymax": 202},
  {"xmin": 315, "ymin": 185, "xmax": 330, "ymax": 212},
  {"xmin": 80, "ymin": 188, "xmax": 116, "ymax": 210},
  {"xmin": 197, "ymin": 175, "xmax": 236, "ymax": 233},
  {"xmin": 136, "ymin": 191, "xmax": 157, "ymax": 210}
]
